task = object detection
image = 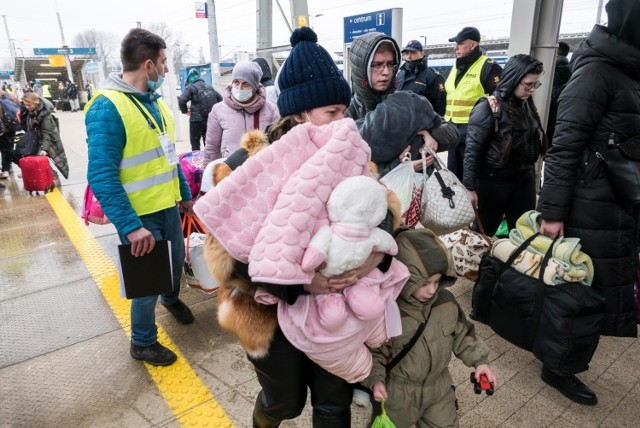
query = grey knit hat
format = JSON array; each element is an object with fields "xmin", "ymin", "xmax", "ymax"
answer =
[
  {"xmin": 232, "ymin": 62, "xmax": 263, "ymax": 90},
  {"xmin": 277, "ymin": 27, "xmax": 351, "ymax": 116}
]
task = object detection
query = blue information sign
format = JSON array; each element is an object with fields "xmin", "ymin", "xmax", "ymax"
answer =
[
  {"xmin": 33, "ymin": 47, "xmax": 96, "ymax": 55},
  {"xmin": 343, "ymin": 9, "xmax": 393, "ymax": 43}
]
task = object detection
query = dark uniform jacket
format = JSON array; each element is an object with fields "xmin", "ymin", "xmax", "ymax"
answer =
[
  {"xmin": 396, "ymin": 56, "xmax": 446, "ymax": 116},
  {"xmin": 538, "ymin": 24, "xmax": 640, "ymax": 337},
  {"xmin": 546, "ymin": 55, "xmax": 572, "ymax": 144},
  {"xmin": 177, "ymin": 78, "xmax": 222, "ymax": 122},
  {"xmin": 463, "ymin": 55, "xmax": 544, "ymax": 190}
]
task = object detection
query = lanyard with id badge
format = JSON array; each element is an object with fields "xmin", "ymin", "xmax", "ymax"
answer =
[{"xmin": 126, "ymin": 94, "xmax": 178, "ymax": 166}]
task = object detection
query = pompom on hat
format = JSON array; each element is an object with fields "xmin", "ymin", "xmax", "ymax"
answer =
[{"xmin": 277, "ymin": 27, "xmax": 351, "ymax": 117}]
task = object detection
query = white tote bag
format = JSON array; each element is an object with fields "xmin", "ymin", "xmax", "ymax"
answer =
[
  {"xmin": 419, "ymin": 146, "xmax": 475, "ymax": 234},
  {"xmin": 379, "ymin": 153, "xmax": 415, "ymax": 215},
  {"xmin": 183, "ymin": 232, "xmax": 218, "ymax": 294}
]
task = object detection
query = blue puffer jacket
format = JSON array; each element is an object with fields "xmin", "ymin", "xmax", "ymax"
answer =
[{"xmin": 86, "ymin": 73, "xmax": 191, "ymax": 237}]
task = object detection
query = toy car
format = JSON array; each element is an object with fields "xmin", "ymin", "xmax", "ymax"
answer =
[{"xmin": 470, "ymin": 371, "xmax": 494, "ymax": 395}]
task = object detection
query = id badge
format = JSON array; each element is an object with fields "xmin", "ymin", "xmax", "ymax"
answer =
[{"xmin": 159, "ymin": 133, "xmax": 178, "ymax": 166}]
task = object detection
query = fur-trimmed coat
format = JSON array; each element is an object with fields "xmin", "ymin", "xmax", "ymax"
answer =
[{"xmin": 200, "ymin": 128, "xmax": 403, "ymax": 358}]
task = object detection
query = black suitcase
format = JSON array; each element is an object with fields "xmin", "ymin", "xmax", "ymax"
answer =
[{"xmin": 62, "ymin": 99, "xmax": 71, "ymax": 112}]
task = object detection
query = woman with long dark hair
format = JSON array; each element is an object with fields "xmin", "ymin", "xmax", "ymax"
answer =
[{"xmin": 463, "ymin": 54, "xmax": 547, "ymax": 235}]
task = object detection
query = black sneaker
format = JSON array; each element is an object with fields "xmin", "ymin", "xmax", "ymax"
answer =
[
  {"xmin": 162, "ymin": 299, "xmax": 194, "ymax": 324},
  {"xmin": 541, "ymin": 367, "xmax": 597, "ymax": 406},
  {"xmin": 130, "ymin": 342, "xmax": 177, "ymax": 366}
]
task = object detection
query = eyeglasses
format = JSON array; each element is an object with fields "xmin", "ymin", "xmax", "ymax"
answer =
[
  {"xmin": 370, "ymin": 61, "xmax": 397, "ymax": 72},
  {"xmin": 520, "ymin": 81, "xmax": 542, "ymax": 90}
]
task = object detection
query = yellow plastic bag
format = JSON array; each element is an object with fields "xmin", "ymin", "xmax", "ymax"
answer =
[{"xmin": 371, "ymin": 399, "xmax": 396, "ymax": 428}]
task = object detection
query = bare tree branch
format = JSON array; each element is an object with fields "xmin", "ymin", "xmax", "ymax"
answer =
[{"xmin": 72, "ymin": 30, "xmax": 119, "ymax": 76}]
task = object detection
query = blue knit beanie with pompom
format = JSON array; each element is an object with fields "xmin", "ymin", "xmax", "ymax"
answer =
[{"xmin": 277, "ymin": 27, "xmax": 351, "ymax": 117}]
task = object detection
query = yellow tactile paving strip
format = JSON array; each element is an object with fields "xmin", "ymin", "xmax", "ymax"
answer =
[{"xmin": 46, "ymin": 188, "xmax": 234, "ymax": 427}]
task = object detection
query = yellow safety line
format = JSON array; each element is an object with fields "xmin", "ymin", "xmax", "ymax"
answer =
[{"xmin": 46, "ymin": 188, "xmax": 234, "ymax": 428}]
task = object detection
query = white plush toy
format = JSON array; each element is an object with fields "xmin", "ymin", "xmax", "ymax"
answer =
[{"xmin": 301, "ymin": 175, "xmax": 398, "ymax": 330}]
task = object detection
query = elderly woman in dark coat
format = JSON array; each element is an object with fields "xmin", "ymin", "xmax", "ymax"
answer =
[
  {"xmin": 463, "ymin": 54, "xmax": 547, "ymax": 236},
  {"xmin": 20, "ymin": 92, "xmax": 69, "ymax": 179},
  {"xmin": 538, "ymin": 0, "xmax": 640, "ymax": 407}
]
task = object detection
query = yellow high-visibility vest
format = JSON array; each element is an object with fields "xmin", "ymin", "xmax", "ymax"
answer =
[
  {"xmin": 86, "ymin": 89, "xmax": 181, "ymax": 216},
  {"xmin": 444, "ymin": 55, "xmax": 489, "ymax": 124}
]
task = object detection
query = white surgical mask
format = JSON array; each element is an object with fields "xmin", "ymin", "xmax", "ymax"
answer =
[{"xmin": 232, "ymin": 87, "xmax": 253, "ymax": 103}]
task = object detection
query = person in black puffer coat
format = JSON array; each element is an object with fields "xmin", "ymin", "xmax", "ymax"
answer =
[
  {"xmin": 463, "ymin": 54, "xmax": 547, "ymax": 236},
  {"xmin": 538, "ymin": 0, "xmax": 640, "ymax": 406},
  {"xmin": 178, "ymin": 69, "xmax": 223, "ymax": 151},
  {"xmin": 345, "ymin": 32, "xmax": 458, "ymax": 178}
]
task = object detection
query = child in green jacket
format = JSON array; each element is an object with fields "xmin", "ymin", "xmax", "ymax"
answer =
[{"xmin": 363, "ymin": 228, "xmax": 497, "ymax": 427}]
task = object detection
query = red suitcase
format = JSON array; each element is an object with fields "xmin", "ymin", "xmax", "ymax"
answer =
[{"xmin": 19, "ymin": 156, "xmax": 55, "ymax": 194}]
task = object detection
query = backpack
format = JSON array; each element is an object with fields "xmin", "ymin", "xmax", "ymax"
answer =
[
  {"xmin": 179, "ymin": 150, "xmax": 205, "ymax": 198},
  {"xmin": 0, "ymin": 98, "xmax": 21, "ymax": 133},
  {"xmin": 67, "ymin": 84, "xmax": 78, "ymax": 99},
  {"xmin": 82, "ymin": 185, "xmax": 110, "ymax": 225},
  {"xmin": 197, "ymin": 86, "xmax": 219, "ymax": 115}
]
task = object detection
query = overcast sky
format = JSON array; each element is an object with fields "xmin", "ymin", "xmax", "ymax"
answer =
[{"xmin": 0, "ymin": 0, "xmax": 602, "ymax": 68}]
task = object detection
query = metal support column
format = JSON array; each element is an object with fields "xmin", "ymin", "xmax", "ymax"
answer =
[
  {"xmin": 207, "ymin": 0, "xmax": 222, "ymax": 91},
  {"xmin": 2, "ymin": 15, "xmax": 16, "ymax": 70},
  {"xmin": 289, "ymin": 0, "xmax": 309, "ymax": 29},
  {"xmin": 257, "ymin": 0, "xmax": 274, "ymax": 70}
]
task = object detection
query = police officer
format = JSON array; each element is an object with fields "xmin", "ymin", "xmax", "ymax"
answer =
[
  {"xmin": 444, "ymin": 26, "xmax": 502, "ymax": 180},
  {"xmin": 396, "ymin": 39, "xmax": 446, "ymax": 116}
]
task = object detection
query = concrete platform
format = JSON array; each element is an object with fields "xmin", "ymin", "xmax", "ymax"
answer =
[{"xmin": 1, "ymin": 110, "xmax": 638, "ymax": 428}]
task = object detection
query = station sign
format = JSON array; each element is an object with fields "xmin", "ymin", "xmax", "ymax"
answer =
[
  {"xmin": 34, "ymin": 47, "xmax": 96, "ymax": 56},
  {"xmin": 343, "ymin": 9, "xmax": 397, "ymax": 43}
]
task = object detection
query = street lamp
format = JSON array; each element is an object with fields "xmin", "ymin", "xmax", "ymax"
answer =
[{"xmin": 420, "ymin": 35, "xmax": 427, "ymax": 47}]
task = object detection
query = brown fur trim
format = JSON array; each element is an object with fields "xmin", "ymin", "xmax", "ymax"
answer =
[
  {"xmin": 241, "ymin": 130, "xmax": 269, "ymax": 157},
  {"xmin": 369, "ymin": 161, "xmax": 380, "ymax": 179},
  {"xmin": 212, "ymin": 130, "xmax": 269, "ymax": 186},
  {"xmin": 203, "ymin": 234, "xmax": 277, "ymax": 358},
  {"xmin": 217, "ymin": 284, "xmax": 278, "ymax": 359},
  {"xmin": 386, "ymin": 189, "xmax": 402, "ymax": 231},
  {"xmin": 212, "ymin": 163, "xmax": 232, "ymax": 186}
]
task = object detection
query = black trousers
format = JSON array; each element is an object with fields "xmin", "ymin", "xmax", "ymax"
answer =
[
  {"xmin": 189, "ymin": 120, "xmax": 207, "ymax": 151},
  {"xmin": 475, "ymin": 168, "xmax": 537, "ymax": 236},
  {"xmin": 446, "ymin": 123, "xmax": 468, "ymax": 181},
  {"xmin": 0, "ymin": 135, "xmax": 16, "ymax": 172},
  {"xmin": 248, "ymin": 328, "xmax": 353, "ymax": 428}
]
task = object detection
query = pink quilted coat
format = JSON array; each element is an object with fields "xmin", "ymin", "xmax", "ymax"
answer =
[
  {"xmin": 256, "ymin": 259, "xmax": 409, "ymax": 383},
  {"xmin": 194, "ymin": 118, "xmax": 373, "ymax": 281}
]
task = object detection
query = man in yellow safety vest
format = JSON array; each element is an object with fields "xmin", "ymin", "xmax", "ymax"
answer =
[
  {"xmin": 444, "ymin": 27, "xmax": 502, "ymax": 180},
  {"xmin": 85, "ymin": 28, "xmax": 195, "ymax": 367}
]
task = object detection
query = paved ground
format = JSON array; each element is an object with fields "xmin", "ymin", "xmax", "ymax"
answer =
[{"xmin": 1, "ymin": 110, "xmax": 639, "ymax": 428}]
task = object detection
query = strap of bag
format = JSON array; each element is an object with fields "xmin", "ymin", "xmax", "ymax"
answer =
[
  {"xmin": 182, "ymin": 214, "xmax": 207, "ymax": 263},
  {"xmin": 385, "ymin": 321, "xmax": 426, "ymax": 373},
  {"xmin": 530, "ymin": 235, "xmax": 561, "ymax": 342},
  {"xmin": 253, "ymin": 112, "xmax": 260, "ymax": 130},
  {"xmin": 474, "ymin": 207, "xmax": 487, "ymax": 236},
  {"xmin": 499, "ymin": 232, "xmax": 541, "ymax": 276},
  {"xmin": 485, "ymin": 95, "xmax": 500, "ymax": 133},
  {"xmin": 421, "ymin": 148, "xmax": 457, "ymax": 208}
]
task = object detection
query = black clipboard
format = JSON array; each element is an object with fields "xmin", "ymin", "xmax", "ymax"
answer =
[{"xmin": 117, "ymin": 240, "xmax": 174, "ymax": 299}]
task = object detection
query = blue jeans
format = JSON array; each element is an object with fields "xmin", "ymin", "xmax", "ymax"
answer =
[{"xmin": 118, "ymin": 205, "xmax": 185, "ymax": 346}]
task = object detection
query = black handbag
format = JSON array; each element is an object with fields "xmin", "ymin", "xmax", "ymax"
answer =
[
  {"xmin": 15, "ymin": 130, "xmax": 41, "ymax": 157},
  {"xmin": 471, "ymin": 232, "xmax": 605, "ymax": 375},
  {"xmin": 593, "ymin": 133, "xmax": 640, "ymax": 204}
]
